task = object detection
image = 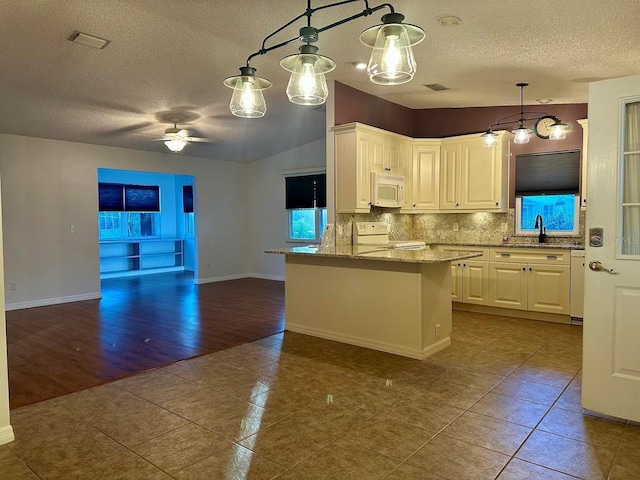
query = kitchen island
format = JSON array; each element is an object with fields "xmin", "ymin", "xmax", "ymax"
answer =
[{"xmin": 267, "ymin": 245, "xmax": 481, "ymax": 359}]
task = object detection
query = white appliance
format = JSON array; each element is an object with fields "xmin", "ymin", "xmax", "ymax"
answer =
[
  {"xmin": 353, "ymin": 222, "xmax": 426, "ymax": 249},
  {"xmin": 370, "ymin": 172, "xmax": 404, "ymax": 208},
  {"xmin": 570, "ymin": 249, "xmax": 585, "ymax": 323}
]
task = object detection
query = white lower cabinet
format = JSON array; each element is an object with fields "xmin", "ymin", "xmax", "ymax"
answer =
[
  {"xmin": 490, "ymin": 262, "xmax": 528, "ymax": 310},
  {"xmin": 442, "ymin": 245, "xmax": 575, "ymax": 316},
  {"xmin": 441, "ymin": 246, "xmax": 490, "ymax": 305},
  {"xmin": 489, "ymin": 248, "xmax": 571, "ymax": 315}
]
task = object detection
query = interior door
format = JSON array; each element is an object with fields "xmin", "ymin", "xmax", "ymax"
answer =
[{"xmin": 583, "ymin": 74, "xmax": 640, "ymax": 421}]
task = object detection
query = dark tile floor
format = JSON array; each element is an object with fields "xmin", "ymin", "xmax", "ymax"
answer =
[{"xmin": 2, "ymin": 311, "xmax": 639, "ymax": 479}]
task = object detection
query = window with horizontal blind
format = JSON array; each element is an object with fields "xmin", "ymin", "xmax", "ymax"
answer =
[
  {"xmin": 98, "ymin": 183, "xmax": 160, "ymax": 212},
  {"xmin": 285, "ymin": 174, "xmax": 326, "ymax": 209},
  {"xmin": 182, "ymin": 185, "xmax": 193, "ymax": 213},
  {"xmin": 98, "ymin": 183, "xmax": 161, "ymax": 239},
  {"xmin": 285, "ymin": 173, "xmax": 327, "ymax": 242},
  {"xmin": 515, "ymin": 150, "xmax": 581, "ymax": 235}
]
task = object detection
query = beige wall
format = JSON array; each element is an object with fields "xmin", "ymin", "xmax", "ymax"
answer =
[
  {"xmin": 246, "ymin": 139, "xmax": 326, "ymax": 280},
  {"xmin": 0, "ymin": 133, "xmax": 250, "ymax": 307}
]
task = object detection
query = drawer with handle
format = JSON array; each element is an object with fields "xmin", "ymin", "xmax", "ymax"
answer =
[{"xmin": 489, "ymin": 248, "xmax": 570, "ymax": 265}]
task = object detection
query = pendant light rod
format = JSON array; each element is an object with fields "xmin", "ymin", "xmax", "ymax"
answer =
[{"xmin": 245, "ymin": 0, "xmax": 392, "ymax": 66}]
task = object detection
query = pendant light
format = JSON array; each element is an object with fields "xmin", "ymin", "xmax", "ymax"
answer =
[
  {"xmin": 512, "ymin": 83, "xmax": 531, "ymax": 144},
  {"xmin": 223, "ymin": 66, "xmax": 272, "ymax": 118},
  {"xmin": 280, "ymin": 43, "xmax": 336, "ymax": 105},
  {"xmin": 548, "ymin": 118, "xmax": 568, "ymax": 140},
  {"xmin": 360, "ymin": 13, "xmax": 425, "ymax": 85},
  {"xmin": 481, "ymin": 129, "xmax": 498, "ymax": 148},
  {"xmin": 224, "ymin": 2, "xmax": 425, "ymax": 117},
  {"xmin": 482, "ymin": 83, "xmax": 571, "ymax": 145}
]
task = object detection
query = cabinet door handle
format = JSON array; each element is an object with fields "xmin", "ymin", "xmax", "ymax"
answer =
[
  {"xmin": 455, "ymin": 203, "xmax": 459, "ymax": 207},
  {"xmin": 384, "ymin": 167, "xmax": 391, "ymax": 171},
  {"xmin": 522, "ymin": 267, "xmax": 526, "ymax": 271},
  {"xmin": 413, "ymin": 203, "xmax": 416, "ymax": 207},
  {"xmin": 529, "ymin": 267, "xmax": 532, "ymax": 271},
  {"xmin": 547, "ymin": 255, "xmax": 557, "ymax": 260},
  {"xmin": 500, "ymin": 253, "xmax": 510, "ymax": 257},
  {"xmin": 495, "ymin": 202, "xmax": 499, "ymax": 206},
  {"xmin": 463, "ymin": 263, "xmax": 466, "ymax": 267}
]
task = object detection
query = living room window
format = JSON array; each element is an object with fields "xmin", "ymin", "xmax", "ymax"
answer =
[
  {"xmin": 285, "ymin": 173, "xmax": 327, "ymax": 243},
  {"xmin": 98, "ymin": 183, "xmax": 161, "ymax": 240}
]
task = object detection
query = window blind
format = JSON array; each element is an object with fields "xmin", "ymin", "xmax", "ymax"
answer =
[
  {"xmin": 124, "ymin": 185, "xmax": 160, "ymax": 212},
  {"xmin": 515, "ymin": 150, "xmax": 581, "ymax": 196},
  {"xmin": 285, "ymin": 174, "xmax": 326, "ymax": 209},
  {"xmin": 98, "ymin": 183, "xmax": 125, "ymax": 211},
  {"xmin": 183, "ymin": 185, "xmax": 193, "ymax": 213}
]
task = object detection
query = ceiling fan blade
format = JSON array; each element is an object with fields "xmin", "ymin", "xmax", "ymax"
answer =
[
  {"xmin": 186, "ymin": 137, "xmax": 209, "ymax": 143},
  {"xmin": 102, "ymin": 122, "xmax": 154, "ymax": 136}
]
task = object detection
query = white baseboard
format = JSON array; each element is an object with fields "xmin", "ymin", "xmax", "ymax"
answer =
[
  {"xmin": 422, "ymin": 337, "xmax": 451, "ymax": 359},
  {"xmin": 195, "ymin": 273, "xmax": 250, "ymax": 285},
  {"xmin": 0, "ymin": 425, "xmax": 15, "ymax": 445},
  {"xmin": 286, "ymin": 323, "xmax": 426, "ymax": 360},
  {"xmin": 249, "ymin": 273, "xmax": 285, "ymax": 282},
  {"xmin": 5, "ymin": 292, "xmax": 102, "ymax": 311}
]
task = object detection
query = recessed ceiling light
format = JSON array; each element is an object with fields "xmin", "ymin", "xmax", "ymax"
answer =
[
  {"xmin": 536, "ymin": 98, "xmax": 553, "ymax": 104},
  {"xmin": 355, "ymin": 62, "xmax": 367, "ymax": 70},
  {"xmin": 437, "ymin": 15, "xmax": 462, "ymax": 27}
]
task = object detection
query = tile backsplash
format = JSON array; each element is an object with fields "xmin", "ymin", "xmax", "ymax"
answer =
[{"xmin": 335, "ymin": 208, "xmax": 585, "ymax": 246}]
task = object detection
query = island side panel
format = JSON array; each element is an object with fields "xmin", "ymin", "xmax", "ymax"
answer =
[
  {"xmin": 284, "ymin": 255, "xmax": 423, "ymax": 358},
  {"xmin": 420, "ymin": 263, "xmax": 453, "ymax": 357}
]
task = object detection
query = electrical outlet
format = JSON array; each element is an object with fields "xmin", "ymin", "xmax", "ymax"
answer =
[
  {"xmin": 453, "ymin": 222, "xmax": 459, "ymax": 232},
  {"xmin": 70, "ymin": 225, "xmax": 76, "ymax": 234},
  {"xmin": 501, "ymin": 222, "xmax": 508, "ymax": 233},
  {"xmin": 435, "ymin": 324, "xmax": 441, "ymax": 339},
  {"xmin": 206, "ymin": 263, "xmax": 211, "ymax": 270},
  {"xmin": 337, "ymin": 225, "xmax": 343, "ymax": 235},
  {"xmin": 9, "ymin": 282, "xmax": 17, "ymax": 291}
]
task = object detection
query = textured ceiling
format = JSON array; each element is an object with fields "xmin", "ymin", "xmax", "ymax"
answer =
[{"xmin": 1, "ymin": 0, "xmax": 639, "ymax": 162}]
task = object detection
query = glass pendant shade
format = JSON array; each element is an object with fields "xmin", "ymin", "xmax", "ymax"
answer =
[
  {"xmin": 481, "ymin": 130, "xmax": 498, "ymax": 147},
  {"xmin": 549, "ymin": 121, "xmax": 568, "ymax": 140},
  {"xmin": 164, "ymin": 139, "xmax": 187, "ymax": 152},
  {"xmin": 360, "ymin": 13, "xmax": 425, "ymax": 85},
  {"xmin": 513, "ymin": 126, "xmax": 532, "ymax": 144},
  {"xmin": 223, "ymin": 67, "xmax": 272, "ymax": 118},
  {"xmin": 280, "ymin": 45, "xmax": 335, "ymax": 105}
]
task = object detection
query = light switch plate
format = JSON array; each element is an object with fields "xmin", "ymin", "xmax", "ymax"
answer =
[{"xmin": 453, "ymin": 222, "xmax": 459, "ymax": 231}]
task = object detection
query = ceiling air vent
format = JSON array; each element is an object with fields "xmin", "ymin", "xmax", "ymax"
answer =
[
  {"xmin": 68, "ymin": 31, "xmax": 110, "ymax": 49},
  {"xmin": 424, "ymin": 83, "xmax": 450, "ymax": 91}
]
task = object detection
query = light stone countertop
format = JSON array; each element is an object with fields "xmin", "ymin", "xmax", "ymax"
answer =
[
  {"xmin": 266, "ymin": 245, "xmax": 482, "ymax": 264},
  {"xmin": 435, "ymin": 242, "xmax": 584, "ymax": 250}
]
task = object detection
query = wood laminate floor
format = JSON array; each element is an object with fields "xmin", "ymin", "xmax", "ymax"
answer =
[{"xmin": 6, "ymin": 272, "xmax": 285, "ymax": 409}]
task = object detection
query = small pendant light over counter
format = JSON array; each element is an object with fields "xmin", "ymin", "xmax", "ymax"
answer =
[{"xmin": 481, "ymin": 83, "xmax": 570, "ymax": 147}]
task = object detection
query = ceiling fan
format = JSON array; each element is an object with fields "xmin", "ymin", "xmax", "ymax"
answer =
[{"xmin": 159, "ymin": 117, "xmax": 208, "ymax": 153}]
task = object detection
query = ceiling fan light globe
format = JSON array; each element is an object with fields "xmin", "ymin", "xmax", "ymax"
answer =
[{"xmin": 164, "ymin": 139, "xmax": 187, "ymax": 152}]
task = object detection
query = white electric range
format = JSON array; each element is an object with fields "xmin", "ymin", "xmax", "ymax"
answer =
[{"xmin": 353, "ymin": 222, "xmax": 426, "ymax": 250}]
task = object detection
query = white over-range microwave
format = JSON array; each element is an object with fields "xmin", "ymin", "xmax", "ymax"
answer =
[{"xmin": 370, "ymin": 172, "xmax": 405, "ymax": 208}]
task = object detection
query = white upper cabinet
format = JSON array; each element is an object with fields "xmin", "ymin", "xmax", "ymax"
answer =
[
  {"xmin": 404, "ymin": 140, "xmax": 440, "ymax": 212},
  {"xmin": 333, "ymin": 123, "xmax": 512, "ymax": 214},
  {"xmin": 439, "ymin": 131, "xmax": 511, "ymax": 212},
  {"xmin": 333, "ymin": 123, "xmax": 412, "ymax": 213}
]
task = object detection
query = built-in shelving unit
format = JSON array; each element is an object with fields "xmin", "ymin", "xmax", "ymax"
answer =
[{"xmin": 99, "ymin": 239, "xmax": 184, "ymax": 278}]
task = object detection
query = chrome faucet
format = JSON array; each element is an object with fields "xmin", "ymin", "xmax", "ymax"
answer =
[{"xmin": 534, "ymin": 215, "xmax": 546, "ymax": 243}]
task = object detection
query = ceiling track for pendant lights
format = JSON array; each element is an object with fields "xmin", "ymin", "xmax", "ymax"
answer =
[
  {"xmin": 223, "ymin": 0, "xmax": 425, "ymax": 118},
  {"xmin": 482, "ymin": 83, "xmax": 570, "ymax": 147}
]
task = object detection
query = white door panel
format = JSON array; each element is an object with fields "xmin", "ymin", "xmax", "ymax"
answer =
[{"xmin": 583, "ymin": 74, "xmax": 640, "ymax": 421}]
